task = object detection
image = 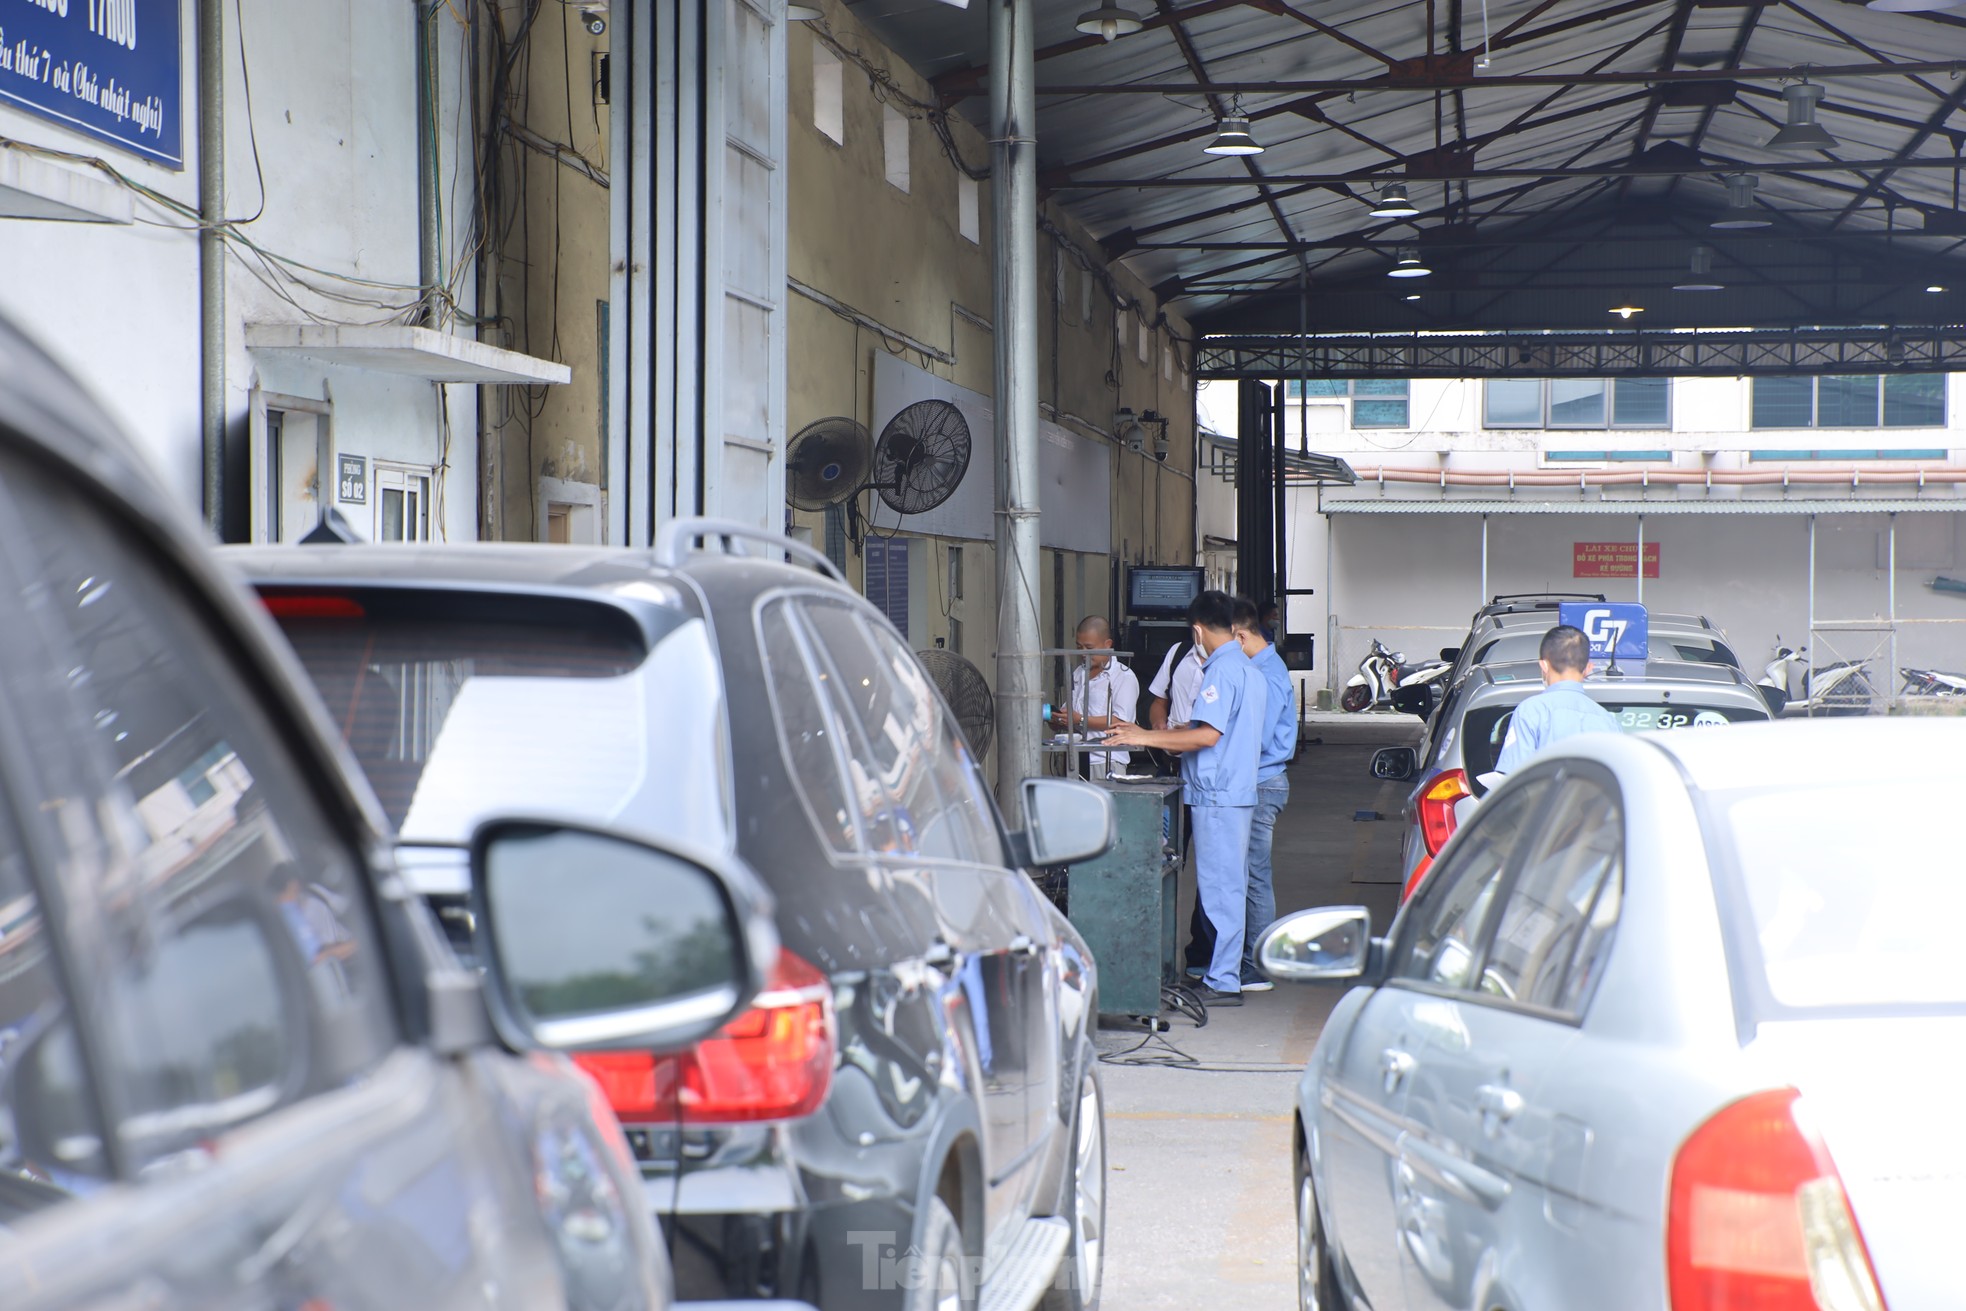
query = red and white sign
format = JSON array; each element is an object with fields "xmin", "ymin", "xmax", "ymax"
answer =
[{"xmin": 1573, "ymin": 541, "xmax": 1660, "ymax": 579}]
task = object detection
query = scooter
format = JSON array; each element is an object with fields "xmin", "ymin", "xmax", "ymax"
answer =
[
  {"xmin": 1342, "ymin": 638, "xmax": 1451, "ymax": 713},
  {"xmin": 1760, "ymin": 641, "xmax": 1877, "ymax": 717},
  {"xmin": 1899, "ymin": 666, "xmax": 1966, "ymax": 698}
]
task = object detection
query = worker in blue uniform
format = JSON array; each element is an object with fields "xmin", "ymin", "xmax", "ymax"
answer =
[
  {"xmin": 1105, "ymin": 589, "xmax": 1266, "ymax": 1007},
  {"xmin": 1230, "ymin": 596, "xmax": 1296, "ymax": 993},
  {"xmin": 1493, "ymin": 624, "xmax": 1621, "ymax": 775}
]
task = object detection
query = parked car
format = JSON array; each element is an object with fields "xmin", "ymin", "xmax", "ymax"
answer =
[
  {"xmin": 1265, "ymin": 717, "xmax": 1965, "ymax": 1311},
  {"xmin": 1422, "ymin": 604, "xmax": 1742, "ymax": 710},
  {"xmin": 1373, "ymin": 659, "xmax": 1773, "ymax": 899},
  {"xmin": 0, "ymin": 315, "xmax": 775, "ymax": 1309},
  {"xmin": 222, "ymin": 523, "xmax": 1116, "ymax": 1311}
]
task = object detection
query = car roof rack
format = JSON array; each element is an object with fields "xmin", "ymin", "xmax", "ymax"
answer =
[{"xmin": 654, "ymin": 516, "xmax": 847, "ymax": 583}]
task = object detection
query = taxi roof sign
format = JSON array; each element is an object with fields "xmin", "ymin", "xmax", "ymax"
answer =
[{"xmin": 1558, "ymin": 602, "xmax": 1649, "ymax": 662}]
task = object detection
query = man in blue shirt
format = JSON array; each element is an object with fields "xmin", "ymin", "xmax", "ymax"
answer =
[
  {"xmin": 1231, "ymin": 597, "xmax": 1296, "ymax": 992},
  {"xmin": 1493, "ymin": 625, "xmax": 1622, "ymax": 774},
  {"xmin": 1105, "ymin": 590, "xmax": 1266, "ymax": 1006}
]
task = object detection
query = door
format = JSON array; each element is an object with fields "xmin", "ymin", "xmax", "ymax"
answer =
[
  {"xmin": 0, "ymin": 444, "xmax": 556, "ymax": 1309},
  {"xmin": 1398, "ymin": 769, "xmax": 1625, "ymax": 1311},
  {"xmin": 1321, "ymin": 776, "xmax": 1552, "ymax": 1310}
]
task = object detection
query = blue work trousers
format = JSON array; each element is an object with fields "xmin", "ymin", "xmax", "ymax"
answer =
[
  {"xmin": 1190, "ymin": 804, "xmax": 1255, "ymax": 993},
  {"xmin": 1241, "ymin": 778, "xmax": 1289, "ymax": 983}
]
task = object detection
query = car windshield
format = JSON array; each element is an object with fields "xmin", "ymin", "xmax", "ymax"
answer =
[
  {"xmin": 1709, "ymin": 782, "xmax": 1966, "ymax": 1014},
  {"xmin": 262, "ymin": 588, "xmax": 731, "ymax": 850},
  {"xmin": 1461, "ymin": 700, "xmax": 1765, "ymax": 778},
  {"xmin": 1473, "ymin": 630, "xmax": 1739, "ymax": 668}
]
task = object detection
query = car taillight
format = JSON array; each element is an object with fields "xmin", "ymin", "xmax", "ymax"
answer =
[
  {"xmin": 574, "ymin": 949, "xmax": 835, "ymax": 1126},
  {"xmin": 1400, "ymin": 855, "xmax": 1432, "ymax": 904},
  {"xmin": 1417, "ymin": 769, "xmax": 1470, "ymax": 858},
  {"xmin": 1668, "ymin": 1088, "xmax": 1887, "ymax": 1311}
]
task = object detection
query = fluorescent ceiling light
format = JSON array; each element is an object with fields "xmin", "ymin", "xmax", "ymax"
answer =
[
  {"xmin": 1673, "ymin": 245, "xmax": 1724, "ymax": 291},
  {"xmin": 1927, "ymin": 284, "xmax": 1948, "ymax": 292},
  {"xmin": 1203, "ymin": 115, "xmax": 1263, "ymax": 156},
  {"xmin": 1075, "ymin": 4, "xmax": 1144, "ymax": 40},
  {"xmin": 1387, "ymin": 249, "xmax": 1431, "ymax": 278},
  {"xmin": 1767, "ymin": 82, "xmax": 1836, "ymax": 150},
  {"xmin": 1368, "ymin": 183, "xmax": 1420, "ymax": 218},
  {"xmin": 1712, "ymin": 174, "xmax": 1772, "ymax": 229},
  {"xmin": 1403, "ymin": 293, "xmax": 1422, "ymax": 301}
]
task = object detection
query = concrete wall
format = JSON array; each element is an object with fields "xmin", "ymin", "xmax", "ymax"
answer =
[
  {"xmin": 784, "ymin": 1, "xmax": 1198, "ymax": 695},
  {"xmin": 0, "ymin": 1, "xmax": 481, "ymax": 541}
]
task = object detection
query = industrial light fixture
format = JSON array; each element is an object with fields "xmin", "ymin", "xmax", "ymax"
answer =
[
  {"xmin": 1387, "ymin": 248, "xmax": 1431, "ymax": 278},
  {"xmin": 1203, "ymin": 112, "xmax": 1263, "ymax": 156},
  {"xmin": 1712, "ymin": 174, "xmax": 1772, "ymax": 229},
  {"xmin": 1608, "ymin": 299, "xmax": 1645, "ymax": 320},
  {"xmin": 1075, "ymin": 4, "xmax": 1144, "ymax": 41},
  {"xmin": 788, "ymin": 3, "xmax": 822, "ymax": 18},
  {"xmin": 1368, "ymin": 182, "xmax": 1420, "ymax": 218},
  {"xmin": 1403, "ymin": 292, "xmax": 1422, "ymax": 301},
  {"xmin": 1673, "ymin": 245, "xmax": 1724, "ymax": 292},
  {"xmin": 1927, "ymin": 284, "xmax": 1948, "ymax": 292},
  {"xmin": 1767, "ymin": 81, "xmax": 1837, "ymax": 150}
]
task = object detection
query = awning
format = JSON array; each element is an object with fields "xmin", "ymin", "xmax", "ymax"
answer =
[
  {"xmin": 1319, "ymin": 497, "xmax": 1966, "ymax": 516},
  {"xmin": 245, "ymin": 324, "xmax": 571, "ymax": 386}
]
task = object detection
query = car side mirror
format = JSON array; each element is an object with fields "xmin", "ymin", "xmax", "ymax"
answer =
[
  {"xmin": 1011, "ymin": 778, "xmax": 1116, "ymax": 867},
  {"xmin": 1258, "ymin": 907, "xmax": 1372, "ymax": 983},
  {"xmin": 1388, "ymin": 685, "xmax": 1433, "ymax": 718},
  {"xmin": 1757, "ymin": 684, "xmax": 1789, "ymax": 716},
  {"xmin": 1440, "ymin": 647, "xmax": 1460, "ymax": 662},
  {"xmin": 469, "ymin": 820, "xmax": 775, "ymax": 1053},
  {"xmin": 1370, "ymin": 746, "xmax": 1417, "ymax": 781}
]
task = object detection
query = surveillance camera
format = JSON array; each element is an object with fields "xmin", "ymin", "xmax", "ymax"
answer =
[{"xmin": 581, "ymin": 7, "xmax": 606, "ymax": 35}]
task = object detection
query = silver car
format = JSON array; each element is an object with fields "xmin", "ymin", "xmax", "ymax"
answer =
[{"xmin": 1266, "ymin": 717, "xmax": 1966, "ymax": 1311}]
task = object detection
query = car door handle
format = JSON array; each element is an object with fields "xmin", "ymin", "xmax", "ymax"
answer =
[
  {"xmin": 1476, "ymin": 1084, "xmax": 1524, "ymax": 1134},
  {"xmin": 1009, "ymin": 934, "xmax": 1041, "ymax": 958},
  {"xmin": 1380, "ymin": 1048, "xmax": 1415, "ymax": 1094}
]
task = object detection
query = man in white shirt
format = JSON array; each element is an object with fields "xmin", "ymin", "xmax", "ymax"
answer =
[
  {"xmin": 1148, "ymin": 638, "xmax": 1205, "ymax": 730},
  {"xmin": 1050, "ymin": 616, "xmax": 1139, "ymax": 779}
]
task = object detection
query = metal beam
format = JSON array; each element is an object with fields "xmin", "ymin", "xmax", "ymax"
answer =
[
  {"xmin": 1049, "ymin": 154, "xmax": 1966, "ymax": 187},
  {"xmin": 1195, "ymin": 328, "xmax": 1966, "ymax": 379},
  {"xmin": 1034, "ymin": 60, "xmax": 1966, "ymax": 96}
]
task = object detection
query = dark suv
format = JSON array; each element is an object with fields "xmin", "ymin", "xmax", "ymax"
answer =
[{"xmin": 222, "ymin": 522, "xmax": 1115, "ymax": 1311}]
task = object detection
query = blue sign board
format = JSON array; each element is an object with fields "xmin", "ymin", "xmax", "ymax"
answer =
[
  {"xmin": 0, "ymin": 0, "xmax": 182, "ymax": 169},
  {"xmin": 1558, "ymin": 602, "xmax": 1649, "ymax": 661}
]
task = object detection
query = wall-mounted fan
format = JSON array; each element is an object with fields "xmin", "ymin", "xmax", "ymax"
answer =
[
  {"xmin": 787, "ymin": 417, "xmax": 874, "ymax": 512},
  {"xmin": 916, "ymin": 647, "xmax": 994, "ymax": 760},
  {"xmin": 872, "ymin": 400, "xmax": 971, "ymax": 515}
]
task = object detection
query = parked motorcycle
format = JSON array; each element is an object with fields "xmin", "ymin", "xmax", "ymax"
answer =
[
  {"xmin": 1899, "ymin": 665, "xmax": 1966, "ymax": 698},
  {"xmin": 1759, "ymin": 641, "xmax": 1877, "ymax": 717},
  {"xmin": 1342, "ymin": 637, "xmax": 1451, "ymax": 713}
]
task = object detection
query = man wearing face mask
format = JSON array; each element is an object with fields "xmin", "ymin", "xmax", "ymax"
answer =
[{"xmin": 1104, "ymin": 589, "xmax": 1267, "ymax": 1007}]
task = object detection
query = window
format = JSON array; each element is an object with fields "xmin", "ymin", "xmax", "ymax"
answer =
[
  {"xmin": 1081, "ymin": 270, "xmax": 1093, "ymax": 330},
  {"xmin": 958, "ymin": 175, "xmax": 980, "ymax": 244},
  {"xmin": 0, "ymin": 449, "xmax": 397, "ymax": 1176},
  {"xmin": 1483, "ymin": 379, "xmax": 1670, "ymax": 429},
  {"xmin": 1137, "ymin": 316, "xmax": 1150, "ymax": 364},
  {"xmin": 758, "ymin": 603, "xmax": 860, "ymax": 854},
  {"xmin": 1283, "ymin": 378, "xmax": 1410, "ymax": 428},
  {"xmin": 1479, "ymin": 776, "xmax": 1623, "ymax": 1015},
  {"xmin": 1752, "ymin": 374, "xmax": 1946, "ymax": 429},
  {"xmin": 812, "ymin": 43, "xmax": 843, "ymax": 144},
  {"xmin": 1392, "ymin": 779, "xmax": 1552, "ymax": 988},
  {"xmin": 1163, "ymin": 344, "xmax": 1174, "ymax": 382},
  {"xmin": 883, "ymin": 105, "xmax": 910, "ymax": 192},
  {"xmin": 374, "ymin": 463, "xmax": 432, "ymax": 541}
]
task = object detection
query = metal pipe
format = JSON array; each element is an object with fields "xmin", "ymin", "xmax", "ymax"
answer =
[
  {"xmin": 1480, "ymin": 513, "xmax": 1488, "ymax": 602},
  {"xmin": 198, "ymin": 0, "xmax": 225, "ymax": 536},
  {"xmin": 992, "ymin": 0, "xmax": 1042, "ymax": 815},
  {"xmin": 415, "ymin": 1, "xmax": 441, "ymax": 326},
  {"xmin": 1636, "ymin": 515, "xmax": 1645, "ymax": 605},
  {"xmin": 1888, "ymin": 513, "xmax": 1898, "ymax": 710},
  {"xmin": 1345, "ymin": 464, "xmax": 1966, "ymax": 486},
  {"xmin": 1808, "ymin": 516, "xmax": 1818, "ymax": 708},
  {"xmin": 1272, "ymin": 382, "xmax": 1287, "ymax": 614}
]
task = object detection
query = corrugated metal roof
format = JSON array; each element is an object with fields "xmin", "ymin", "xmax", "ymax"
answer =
[
  {"xmin": 846, "ymin": 0, "xmax": 1966, "ymax": 334},
  {"xmin": 1319, "ymin": 496, "xmax": 1966, "ymax": 515}
]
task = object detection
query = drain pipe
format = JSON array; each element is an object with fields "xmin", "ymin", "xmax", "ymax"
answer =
[
  {"xmin": 415, "ymin": 0, "xmax": 441, "ymax": 326},
  {"xmin": 991, "ymin": 0, "xmax": 1042, "ymax": 813},
  {"xmin": 198, "ymin": 0, "xmax": 225, "ymax": 535}
]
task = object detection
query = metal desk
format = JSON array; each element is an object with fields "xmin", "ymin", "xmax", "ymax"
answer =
[{"xmin": 1063, "ymin": 777, "xmax": 1186, "ymax": 1019}]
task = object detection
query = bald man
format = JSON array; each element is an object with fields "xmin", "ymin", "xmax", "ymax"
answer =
[{"xmin": 1051, "ymin": 615, "xmax": 1140, "ymax": 778}]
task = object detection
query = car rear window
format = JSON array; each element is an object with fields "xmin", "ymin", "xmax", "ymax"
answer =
[
  {"xmin": 1707, "ymin": 782, "xmax": 1965, "ymax": 1015},
  {"xmin": 1461, "ymin": 700, "xmax": 1767, "ymax": 778},
  {"xmin": 1472, "ymin": 632, "xmax": 1739, "ymax": 668},
  {"xmin": 260, "ymin": 587, "xmax": 731, "ymax": 849}
]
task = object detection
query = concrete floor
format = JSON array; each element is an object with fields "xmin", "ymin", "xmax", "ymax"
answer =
[{"xmin": 1095, "ymin": 713, "xmax": 1423, "ymax": 1311}]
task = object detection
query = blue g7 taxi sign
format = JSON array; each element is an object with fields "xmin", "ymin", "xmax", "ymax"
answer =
[{"xmin": 1558, "ymin": 602, "xmax": 1649, "ymax": 661}]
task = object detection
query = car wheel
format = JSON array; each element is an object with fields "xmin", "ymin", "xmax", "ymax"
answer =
[
  {"xmin": 1042, "ymin": 1053, "xmax": 1106, "ymax": 1311},
  {"xmin": 907, "ymin": 1195, "xmax": 971, "ymax": 1311},
  {"xmin": 1340, "ymin": 684, "xmax": 1372, "ymax": 714},
  {"xmin": 1296, "ymin": 1146, "xmax": 1341, "ymax": 1311}
]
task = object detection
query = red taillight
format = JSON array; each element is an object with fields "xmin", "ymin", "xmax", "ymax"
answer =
[
  {"xmin": 1417, "ymin": 769, "xmax": 1471, "ymax": 858},
  {"xmin": 1400, "ymin": 855, "xmax": 1433, "ymax": 904},
  {"xmin": 1668, "ymin": 1088, "xmax": 1887, "ymax": 1311},
  {"xmin": 574, "ymin": 949, "xmax": 835, "ymax": 1126},
  {"xmin": 259, "ymin": 592, "xmax": 366, "ymax": 619}
]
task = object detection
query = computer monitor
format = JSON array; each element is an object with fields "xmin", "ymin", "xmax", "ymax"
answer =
[{"xmin": 1126, "ymin": 566, "xmax": 1206, "ymax": 617}]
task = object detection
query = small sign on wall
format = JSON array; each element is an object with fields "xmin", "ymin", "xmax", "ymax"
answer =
[
  {"xmin": 1573, "ymin": 541, "xmax": 1659, "ymax": 579},
  {"xmin": 337, "ymin": 454, "xmax": 368, "ymax": 504}
]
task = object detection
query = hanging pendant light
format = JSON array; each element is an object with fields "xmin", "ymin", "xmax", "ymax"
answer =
[
  {"xmin": 1075, "ymin": 4, "xmax": 1144, "ymax": 41},
  {"xmin": 1368, "ymin": 183, "xmax": 1420, "ymax": 218},
  {"xmin": 1712, "ymin": 174, "xmax": 1772, "ymax": 229},
  {"xmin": 1608, "ymin": 299, "xmax": 1645, "ymax": 320},
  {"xmin": 1203, "ymin": 114, "xmax": 1263, "ymax": 156},
  {"xmin": 1767, "ymin": 81, "xmax": 1837, "ymax": 150},
  {"xmin": 1387, "ymin": 248, "xmax": 1431, "ymax": 278},
  {"xmin": 1673, "ymin": 245, "xmax": 1724, "ymax": 291}
]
